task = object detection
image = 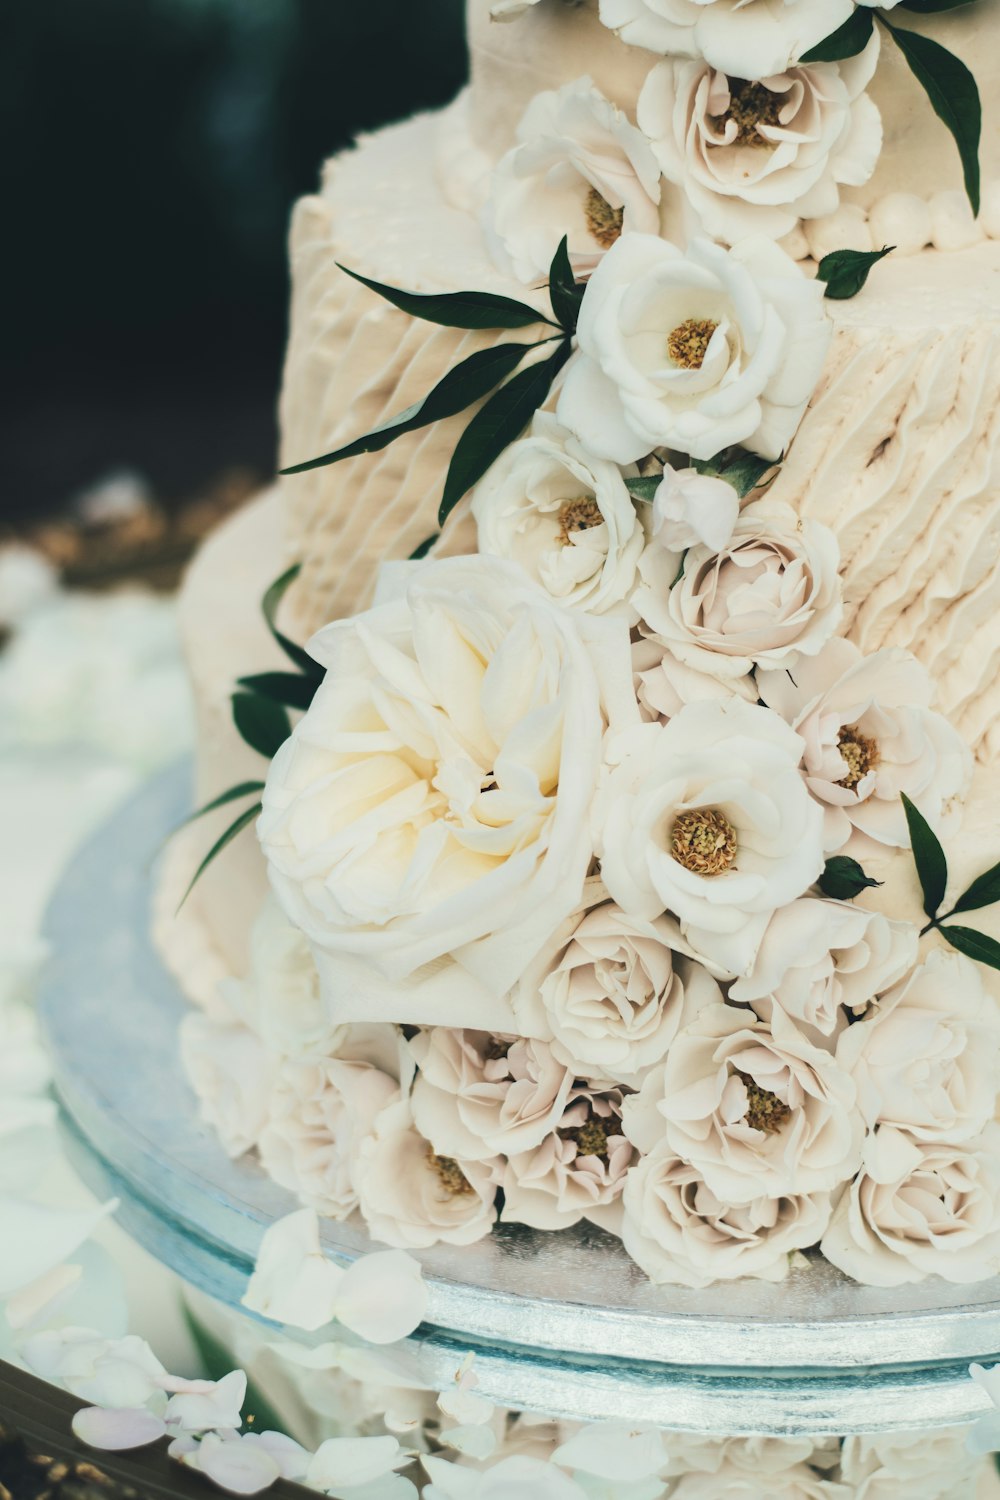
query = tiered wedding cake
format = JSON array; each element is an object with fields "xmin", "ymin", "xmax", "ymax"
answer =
[{"xmin": 158, "ymin": 0, "xmax": 1000, "ymax": 1389}]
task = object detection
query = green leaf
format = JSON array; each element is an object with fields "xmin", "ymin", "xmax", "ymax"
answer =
[
  {"xmin": 720, "ymin": 451, "xmax": 779, "ymax": 498},
  {"xmin": 261, "ymin": 565, "xmax": 322, "ymax": 680},
  {"xmin": 625, "ymin": 476, "xmax": 662, "ymax": 504},
  {"xmin": 881, "ymin": 20, "xmax": 981, "ymax": 214},
  {"xmin": 232, "ymin": 690, "xmax": 292, "ymax": 760},
  {"xmin": 281, "ymin": 342, "xmax": 540, "ymax": 475},
  {"xmin": 178, "ymin": 780, "xmax": 265, "ymax": 830},
  {"xmin": 819, "ymin": 856, "xmax": 884, "ymax": 901},
  {"xmin": 548, "ymin": 236, "xmax": 585, "ymax": 336},
  {"xmin": 438, "ymin": 341, "xmax": 573, "ymax": 525},
  {"xmin": 410, "ymin": 532, "xmax": 439, "ymax": 560},
  {"xmin": 941, "ymin": 925, "xmax": 1000, "ymax": 972},
  {"xmin": 178, "ymin": 802, "xmax": 262, "ymax": 910},
  {"xmin": 237, "ymin": 671, "xmax": 318, "ymax": 713},
  {"xmin": 337, "ymin": 263, "xmax": 556, "ymax": 330},
  {"xmin": 950, "ymin": 858, "xmax": 1000, "ymax": 916},
  {"xmin": 800, "ymin": 8, "xmax": 874, "ymax": 62},
  {"xmin": 817, "ymin": 245, "xmax": 895, "ymax": 300},
  {"xmin": 901, "ymin": 792, "xmax": 949, "ymax": 921}
]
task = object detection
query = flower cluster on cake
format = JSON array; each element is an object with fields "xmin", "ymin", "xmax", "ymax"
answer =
[{"xmin": 174, "ymin": 0, "xmax": 1000, "ymax": 1293}]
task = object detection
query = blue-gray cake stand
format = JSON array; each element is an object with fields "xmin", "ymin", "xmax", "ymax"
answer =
[{"xmin": 36, "ymin": 763, "xmax": 1000, "ymax": 1436}]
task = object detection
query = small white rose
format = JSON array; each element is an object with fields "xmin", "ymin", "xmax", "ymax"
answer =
[
  {"xmin": 622, "ymin": 1140, "xmax": 832, "ymax": 1288},
  {"xmin": 649, "ymin": 466, "xmax": 740, "ymax": 554},
  {"xmin": 835, "ymin": 950, "xmax": 1000, "ymax": 1143},
  {"xmin": 225, "ymin": 896, "xmax": 342, "ymax": 1060},
  {"xmin": 471, "ymin": 414, "xmax": 645, "ymax": 620},
  {"xmin": 821, "ymin": 1124, "xmax": 1000, "ymax": 1287},
  {"xmin": 636, "ymin": 499, "xmax": 842, "ymax": 683},
  {"xmin": 557, "ymin": 233, "xmax": 831, "ymax": 465},
  {"xmin": 637, "ymin": 43, "xmax": 882, "ymax": 244},
  {"xmin": 758, "ymin": 637, "xmax": 971, "ymax": 851},
  {"xmin": 729, "ymin": 898, "xmax": 918, "ymax": 1038},
  {"xmin": 179, "ymin": 1014, "xmax": 276, "ymax": 1159},
  {"xmin": 595, "ymin": 702, "xmax": 825, "ymax": 977},
  {"xmin": 598, "ymin": 0, "xmax": 856, "ymax": 79},
  {"xmin": 626, "ymin": 999, "xmax": 864, "ymax": 1204},
  {"xmin": 485, "ymin": 77, "xmax": 660, "ymax": 285}
]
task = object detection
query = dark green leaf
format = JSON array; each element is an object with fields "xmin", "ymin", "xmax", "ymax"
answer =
[
  {"xmin": 720, "ymin": 451, "xmax": 779, "ymax": 498},
  {"xmin": 337, "ymin": 263, "xmax": 556, "ymax": 330},
  {"xmin": 817, "ymin": 245, "xmax": 895, "ymax": 301},
  {"xmin": 178, "ymin": 780, "xmax": 265, "ymax": 829},
  {"xmin": 900, "ymin": 0, "xmax": 976, "ymax": 12},
  {"xmin": 625, "ymin": 476, "xmax": 662, "ymax": 504},
  {"xmin": 178, "ymin": 803, "xmax": 262, "ymax": 911},
  {"xmin": 261, "ymin": 565, "xmax": 322, "ymax": 680},
  {"xmin": 881, "ymin": 21, "xmax": 981, "ymax": 213},
  {"xmin": 819, "ymin": 856, "xmax": 884, "ymax": 901},
  {"xmin": 548, "ymin": 236, "xmax": 585, "ymax": 336},
  {"xmin": 237, "ymin": 671, "xmax": 318, "ymax": 713},
  {"xmin": 439, "ymin": 341, "xmax": 573, "ymax": 525},
  {"xmin": 281, "ymin": 342, "xmax": 540, "ymax": 474},
  {"xmin": 800, "ymin": 8, "xmax": 874, "ymax": 62},
  {"xmin": 901, "ymin": 792, "xmax": 949, "ymax": 921},
  {"xmin": 232, "ymin": 690, "xmax": 292, "ymax": 760},
  {"xmin": 409, "ymin": 532, "xmax": 439, "ymax": 560},
  {"xmin": 941, "ymin": 924, "xmax": 1000, "ymax": 971},
  {"xmin": 950, "ymin": 858, "xmax": 1000, "ymax": 916}
]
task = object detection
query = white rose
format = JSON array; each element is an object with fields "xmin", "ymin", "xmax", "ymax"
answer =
[
  {"xmin": 598, "ymin": 0, "xmax": 856, "ymax": 79},
  {"xmin": 633, "ymin": 634, "xmax": 759, "ymax": 722},
  {"xmin": 356, "ymin": 1099, "xmax": 499, "ymax": 1250},
  {"xmin": 258, "ymin": 1026, "xmax": 405, "ymax": 1219},
  {"xmin": 180, "ymin": 1014, "xmax": 276, "ymax": 1158},
  {"xmin": 411, "ymin": 1031, "xmax": 575, "ymax": 1163},
  {"xmin": 637, "ymin": 43, "xmax": 882, "ymax": 244},
  {"xmin": 224, "ymin": 896, "xmax": 342, "ymax": 1060},
  {"xmin": 501, "ymin": 1084, "xmax": 638, "ymax": 1234},
  {"xmin": 661, "ymin": 1436, "xmax": 838, "ymax": 1479},
  {"xmin": 470, "ymin": 414, "xmax": 645, "ymax": 620},
  {"xmin": 835, "ymin": 950, "xmax": 1000, "ymax": 1143},
  {"xmin": 635, "ymin": 499, "xmax": 842, "ymax": 682},
  {"xmin": 670, "ymin": 1462, "xmax": 849, "ymax": 1499},
  {"xmin": 514, "ymin": 896, "xmax": 694, "ymax": 1084},
  {"xmin": 649, "ymin": 466, "xmax": 740, "ymax": 554},
  {"xmin": 621, "ymin": 1140, "xmax": 832, "ymax": 1288},
  {"xmin": 596, "ymin": 702, "xmax": 825, "ymax": 977},
  {"xmin": 557, "ymin": 233, "xmax": 831, "ymax": 465},
  {"xmin": 840, "ymin": 1428, "xmax": 983, "ymax": 1500},
  {"xmin": 626, "ymin": 999, "xmax": 864, "ymax": 1204},
  {"xmin": 821, "ymin": 1124, "xmax": 1000, "ymax": 1286},
  {"xmin": 758, "ymin": 637, "xmax": 971, "ymax": 852},
  {"xmin": 485, "ymin": 77, "xmax": 661, "ymax": 285},
  {"xmin": 259, "ymin": 556, "xmax": 636, "ymax": 1031},
  {"xmin": 729, "ymin": 898, "xmax": 918, "ymax": 1039}
]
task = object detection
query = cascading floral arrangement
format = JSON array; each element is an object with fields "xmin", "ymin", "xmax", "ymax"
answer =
[{"xmin": 181, "ymin": 0, "xmax": 1000, "ymax": 1292}]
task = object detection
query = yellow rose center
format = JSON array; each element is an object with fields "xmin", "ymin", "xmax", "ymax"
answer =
[
  {"xmin": 736, "ymin": 1070, "xmax": 791, "ymax": 1135},
  {"xmin": 556, "ymin": 497, "xmax": 604, "ymax": 545},
  {"xmin": 837, "ymin": 724, "xmax": 880, "ymax": 790},
  {"xmin": 427, "ymin": 1150, "xmax": 475, "ymax": 1197},
  {"xmin": 710, "ymin": 78, "xmax": 786, "ymax": 147},
  {"xmin": 671, "ymin": 808, "xmax": 738, "ymax": 877},
  {"xmin": 585, "ymin": 186, "xmax": 624, "ymax": 249},
  {"xmin": 561, "ymin": 1117, "xmax": 610, "ymax": 1161},
  {"xmin": 667, "ymin": 318, "xmax": 719, "ymax": 371}
]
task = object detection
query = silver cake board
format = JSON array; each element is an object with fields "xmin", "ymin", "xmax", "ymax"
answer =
[{"xmin": 36, "ymin": 762, "xmax": 1000, "ymax": 1435}]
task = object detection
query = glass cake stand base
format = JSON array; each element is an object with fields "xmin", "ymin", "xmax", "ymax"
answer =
[{"xmin": 35, "ymin": 763, "xmax": 1000, "ymax": 1436}]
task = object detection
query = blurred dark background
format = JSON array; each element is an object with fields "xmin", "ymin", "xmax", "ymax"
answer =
[{"xmin": 2, "ymin": 0, "xmax": 467, "ymax": 530}]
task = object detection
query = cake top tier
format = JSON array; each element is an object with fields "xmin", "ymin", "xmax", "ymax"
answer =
[{"xmin": 466, "ymin": 0, "xmax": 1000, "ymax": 212}]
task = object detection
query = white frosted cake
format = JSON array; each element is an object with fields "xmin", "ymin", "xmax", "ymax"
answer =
[{"xmin": 157, "ymin": 0, "xmax": 1000, "ymax": 1321}]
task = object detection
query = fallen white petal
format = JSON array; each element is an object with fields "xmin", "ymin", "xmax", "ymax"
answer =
[
  {"xmin": 72, "ymin": 1406, "xmax": 166, "ymax": 1451},
  {"xmin": 307, "ymin": 1436, "xmax": 408, "ymax": 1491},
  {"xmin": 242, "ymin": 1209, "xmax": 344, "ymax": 1333},
  {"xmin": 192, "ymin": 1432, "xmax": 282, "ymax": 1496},
  {"xmin": 0, "ymin": 1197, "xmax": 117, "ymax": 1298},
  {"xmin": 439, "ymin": 1424, "xmax": 497, "ymax": 1461},
  {"xmin": 164, "ymin": 1369, "xmax": 247, "ymax": 1432},
  {"xmin": 334, "ymin": 1251, "xmax": 427, "ymax": 1345}
]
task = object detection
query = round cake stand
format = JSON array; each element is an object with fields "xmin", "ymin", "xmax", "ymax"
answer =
[{"xmin": 36, "ymin": 763, "xmax": 1000, "ymax": 1436}]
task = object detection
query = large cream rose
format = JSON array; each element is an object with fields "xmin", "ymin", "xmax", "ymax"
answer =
[
  {"xmin": 636, "ymin": 499, "xmax": 842, "ymax": 683},
  {"xmin": 638, "ymin": 43, "xmax": 882, "ymax": 244},
  {"xmin": 598, "ymin": 0, "xmax": 856, "ymax": 79},
  {"xmin": 501, "ymin": 1084, "xmax": 637, "ymax": 1234},
  {"xmin": 259, "ymin": 556, "xmax": 636, "ymax": 1032},
  {"xmin": 835, "ymin": 950, "xmax": 1000, "ymax": 1144},
  {"xmin": 557, "ymin": 233, "xmax": 831, "ymax": 465},
  {"xmin": 821, "ymin": 1124, "xmax": 1000, "ymax": 1286},
  {"xmin": 729, "ymin": 898, "xmax": 918, "ymax": 1041},
  {"xmin": 758, "ymin": 638, "xmax": 971, "ymax": 852},
  {"xmin": 596, "ymin": 702, "xmax": 825, "ymax": 976},
  {"xmin": 621, "ymin": 1140, "xmax": 832, "ymax": 1287},
  {"xmin": 470, "ymin": 414, "xmax": 645, "ymax": 621},
  {"xmin": 485, "ymin": 77, "xmax": 661, "ymax": 285},
  {"xmin": 626, "ymin": 999, "xmax": 863, "ymax": 1204}
]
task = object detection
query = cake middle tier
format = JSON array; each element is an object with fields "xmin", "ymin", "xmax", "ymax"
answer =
[{"xmin": 279, "ymin": 108, "xmax": 1000, "ymax": 759}]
